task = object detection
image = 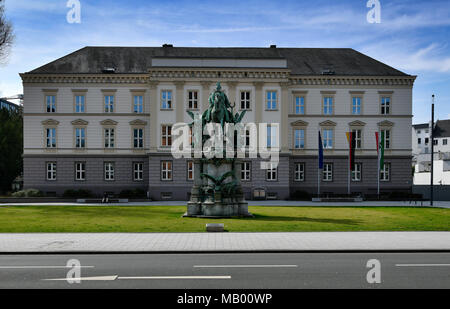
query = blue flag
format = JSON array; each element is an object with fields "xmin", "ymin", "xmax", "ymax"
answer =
[{"xmin": 318, "ymin": 131, "xmax": 323, "ymax": 169}]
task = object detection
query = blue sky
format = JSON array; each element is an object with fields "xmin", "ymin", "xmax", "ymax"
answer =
[{"xmin": 1, "ymin": 0, "xmax": 449, "ymax": 123}]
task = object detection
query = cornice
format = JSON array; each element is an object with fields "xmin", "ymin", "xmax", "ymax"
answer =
[{"xmin": 20, "ymin": 72, "xmax": 417, "ymax": 87}]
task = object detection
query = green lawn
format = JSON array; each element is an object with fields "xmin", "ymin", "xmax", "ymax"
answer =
[{"xmin": 0, "ymin": 206, "xmax": 448, "ymax": 232}]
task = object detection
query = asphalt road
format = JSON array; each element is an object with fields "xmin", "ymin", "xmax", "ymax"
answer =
[{"xmin": 0, "ymin": 253, "xmax": 448, "ymax": 289}]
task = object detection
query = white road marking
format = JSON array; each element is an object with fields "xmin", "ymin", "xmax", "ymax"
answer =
[
  {"xmin": 118, "ymin": 276, "xmax": 231, "ymax": 280},
  {"xmin": 396, "ymin": 264, "xmax": 450, "ymax": 267},
  {"xmin": 43, "ymin": 275, "xmax": 118, "ymax": 281},
  {"xmin": 0, "ymin": 266, "xmax": 94, "ymax": 269},
  {"xmin": 193, "ymin": 265, "xmax": 298, "ymax": 268}
]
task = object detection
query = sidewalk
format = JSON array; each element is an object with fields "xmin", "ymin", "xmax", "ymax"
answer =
[
  {"xmin": 1, "ymin": 200, "xmax": 450, "ymax": 208},
  {"xmin": 1, "ymin": 232, "xmax": 449, "ymax": 253}
]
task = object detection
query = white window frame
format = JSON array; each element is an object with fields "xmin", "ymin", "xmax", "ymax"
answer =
[
  {"xmin": 161, "ymin": 161, "xmax": 172, "ymax": 181},
  {"xmin": 294, "ymin": 129, "xmax": 305, "ymax": 149},
  {"xmin": 75, "ymin": 95, "xmax": 85, "ymax": 113},
  {"xmin": 266, "ymin": 163, "xmax": 277, "ymax": 181},
  {"xmin": 104, "ymin": 162, "xmax": 115, "ymax": 181},
  {"xmin": 133, "ymin": 162, "xmax": 144, "ymax": 181},
  {"xmin": 75, "ymin": 162, "xmax": 86, "ymax": 181},
  {"xmin": 241, "ymin": 162, "xmax": 251, "ymax": 181},
  {"xmin": 133, "ymin": 128, "xmax": 144, "ymax": 149},
  {"xmin": 382, "ymin": 129, "xmax": 391, "ymax": 149},
  {"xmin": 133, "ymin": 95, "xmax": 143, "ymax": 113},
  {"xmin": 46, "ymin": 128, "xmax": 57, "ymax": 148},
  {"xmin": 187, "ymin": 161, "xmax": 194, "ymax": 181},
  {"xmin": 323, "ymin": 163, "xmax": 333, "ymax": 181},
  {"xmin": 75, "ymin": 127, "xmax": 86, "ymax": 148},
  {"xmin": 104, "ymin": 128, "xmax": 115, "ymax": 148},
  {"xmin": 161, "ymin": 90, "xmax": 172, "ymax": 109},
  {"xmin": 352, "ymin": 163, "xmax": 362, "ymax": 182},
  {"xmin": 294, "ymin": 96, "xmax": 305, "ymax": 115},
  {"xmin": 352, "ymin": 129, "xmax": 362, "ymax": 149},
  {"xmin": 266, "ymin": 91, "xmax": 277, "ymax": 110},
  {"xmin": 187, "ymin": 91, "xmax": 198, "ymax": 109},
  {"xmin": 380, "ymin": 163, "xmax": 390, "ymax": 181},
  {"xmin": 161, "ymin": 125, "xmax": 172, "ymax": 147},
  {"xmin": 352, "ymin": 97, "xmax": 361, "ymax": 115},
  {"xmin": 46, "ymin": 162, "xmax": 57, "ymax": 180},
  {"xmin": 46, "ymin": 95, "xmax": 56, "ymax": 113},
  {"xmin": 322, "ymin": 129, "xmax": 333, "ymax": 149},
  {"xmin": 240, "ymin": 91, "xmax": 251, "ymax": 110},
  {"xmin": 381, "ymin": 96, "xmax": 391, "ymax": 115},
  {"xmin": 323, "ymin": 97, "xmax": 333, "ymax": 115},
  {"xmin": 267, "ymin": 125, "xmax": 278, "ymax": 148},
  {"xmin": 294, "ymin": 163, "xmax": 305, "ymax": 182},
  {"xmin": 104, "ymin": 95, "xmax": 114, "ymax": 113}
]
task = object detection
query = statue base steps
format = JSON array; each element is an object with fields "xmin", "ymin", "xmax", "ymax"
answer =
[{"xmin": 183, "ymin": 201, "xmax": 253, "ymax": 218}]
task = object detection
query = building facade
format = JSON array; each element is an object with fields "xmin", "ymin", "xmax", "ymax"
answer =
[
  {"xmin": 413, "ymin": 119, "xmax": 450, "ymax": 185},
  {"xmin": 21, "ymin": 46, "xmax": 416, "ymax": 200}
]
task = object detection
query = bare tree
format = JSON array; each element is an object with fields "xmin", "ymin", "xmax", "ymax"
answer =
[{"xmin": 0, "ymin": 0, "xmax": 14, "ymax": 62}]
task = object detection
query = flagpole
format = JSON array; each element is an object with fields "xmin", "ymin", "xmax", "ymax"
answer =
[{"xmin": 377, "ymin": 131, "xmax": 380, "ymax": 199}]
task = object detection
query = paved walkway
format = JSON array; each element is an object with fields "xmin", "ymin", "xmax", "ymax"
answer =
[
  {"xmin": 0, "ymin": 232, "xmax": 449, "ymax": 253},
  {"xmin": 1, "ymin": 200, "xmax": 450, "ymax": 208}
]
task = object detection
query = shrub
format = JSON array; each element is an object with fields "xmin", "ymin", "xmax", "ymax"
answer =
[
  {"xmin": 119, "ymin": 188, "xmax": 147, "ymax": 198},
  {"xmin": 11, "ymin": 189, "xmax": 43, "ymax": 197},
  {"xmin": 63, "ymin": 189, "xmax": 94, "ymax": 198},
  {"xmin": 290, "ymin": 190, "xmax": 311, "ymax": 201}
]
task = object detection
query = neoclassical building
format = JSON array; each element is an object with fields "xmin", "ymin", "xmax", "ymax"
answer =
[{"xmin": 21, "ymin": 45, "xmax": 416, "ymax": 199}]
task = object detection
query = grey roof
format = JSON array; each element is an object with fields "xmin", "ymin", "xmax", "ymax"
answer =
[
  {"xmin": 435, "ymin": 120, "xmax": 450, "ymax": 138},
  {"xmin": 413, "ymin": 123, "xmax": 429, "ymax": 129},
  {"xmin": 26, "ymin": 46, "xmax": 410, "ymax": 76}
]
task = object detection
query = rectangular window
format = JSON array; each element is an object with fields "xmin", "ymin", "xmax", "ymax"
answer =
[
  {"xmin": 188, "ymin": 91, "xmax": 198, "ymax": 109},
  {"xmin": 161, "ymin": 161, "xmax": 172, "ymax": 181},
  {"xmin": 104, "ymin": 128, "xmax": 115, "ymax": 148},
  {"xmin": 352, "ymin": 129, "xmax": 362, "ymax": 149},
  {"xmin": 133, "ymin": 95, "xmax": 143, "ymax": 113},
  {"xmin": 322, "ymin": 129, "xmax": 333, "ymax": 149},
  {"xmin": 46, "ymin": 95, "xmax": 56, "ymax": 113},
  {"xmin": 161, "ymin": 90, "xmax": 172, "ymax": 109},
  {"xmin": 294, "ymin": 163, "xmax": 305, "ymax": 182},
  {"xmin": 382, "ymin": 129, "xmax": 391, "ymax": 149},
  {"xmin": 323, "ymin": 97, "xmax": 333, "ymax": 115},
  {"xmin": 104, "ymin": 95, "xmax": 114, "ymax": 113},
  {"xmin": 267, "ymin": 125, "xmax": 278, "ymax": 148},
  {"xmin": 46, "ymin": 128, "xmax": 56, "ymax": 148},
  {"xmin": 46, "ymin": 162, "xmax": 56, "ymax": 180},
  {"xmin": 418, "ymin": 138, "xmax": 421, "ymax": 144},
  {"xmin": 133, "ymin": 128, "xmax": 144, "ymax": 148},
  {"xmin": 352, "ymin": 97, "xmax": 361, "ymax": 115},
  {"xmin": 381, "ymin": 97, "xmax": 390, "ymax": 115},
  {"xmin": 240, "ymin": 91, "xmax": 250, "ymax": 110},
  {"xmin": 161, "ymin": 125, "xmax": 172, "ymax": 146},
  {"xmin": 133, "ymin": 162, "xmax": 144, "ymax": 181},
  {"xmin": 75, "ymin": 95, "xmax": 85, "ymax": 113},
  {"xmin": 444, "ymin": 139, "xmax": 448, "ymax": 145},
  {"xmin": 75, "ymin": 128, "xmax": 86, "ymax": 148},
  {"xmin": 294, "ymin": 129, "xmax": 305, "ymax": 149},
  {"xmin": 241, "ymin": 162, "xmax": 251, "ymax": 181},
  {"xmin": 352, "ymin": 163, "xmax": 362, "ymax": 182},
  {"xmin": 294, "ymin": 96, "xmax": 305, "ymax": 114},
  {"xmin": 433, "ymin": 139, "xmax": 438, "ymax": 146},
  {"xmin": 380, "ymin": 163, "xmax": 390, "ymax": 181},
  {"xmin": 425, "ymin": 137, "xmax": 429, "ymax": 145},
  {"xmin": 323, "ymin": 163, "xmax": 333, "ymax": 181},
  {"xmin": 266, "ymin": 91, "xmax": 277, "ymax": 110},
  {"xmin": 104, "ymin": 162, "xmax": 115, "ymax": 181},
  {"xmin": 187, "ymin": 161, "xmax": 194, "ymax": 181},
  {"xmin": 244, "ymin": 129, "xmax": 251, "ymax": 147},
  {"xmin": 266, "ymin": 163, "xmax": 277, "ymax": 181},
  {"xmin": 75, "ymin": 162, "xmax": 86, "ymax": 181}
]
